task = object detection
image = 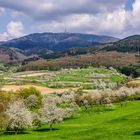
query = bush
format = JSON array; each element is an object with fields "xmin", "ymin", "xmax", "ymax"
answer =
[
  {"xmin": 0, "ymin": 103, "xmax": 6, "ymax": 130},
  {"xmin": 17, "ymin": 87, "xmax": 41, "ymax": 99},
  {"xmin": 0, "ymin": 91, "xmax": 19, "ymax": 130},
  {"xmin": 15, "ymin": 87, "xmax": 42, "ymax": 110},
  {"xmin": 121, "ymin": 65, "xmax": 140, "ymax": 78}
]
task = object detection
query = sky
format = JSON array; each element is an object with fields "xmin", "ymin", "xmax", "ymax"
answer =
[{"xmin": 0, "ymin": 0, "xmax": 139, "ymax": 41}]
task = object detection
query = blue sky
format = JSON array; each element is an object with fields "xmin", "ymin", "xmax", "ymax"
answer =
[
  {"xmin": 125, "ymin": 0, "xmax": 133, "ymax": 10},
  {"xmin": 0, "ymin": 0, "xmax": 139, "ymax": 41}
]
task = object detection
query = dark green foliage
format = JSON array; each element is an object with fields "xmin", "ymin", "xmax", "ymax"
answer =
[
  {"xmin": 40, "ymin": 46, "xmax": 101, "ymax": 59},
  {"xmin": 121, "ymin": 65, "xmax": 140, "ymax": 78},
  {"xmin": 103, "ymin": 35, "xmax": 140, "ymax": 52}
]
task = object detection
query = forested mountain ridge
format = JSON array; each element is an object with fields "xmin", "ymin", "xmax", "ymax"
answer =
[
  {"xmin": 102, "ymin": 35, "xmax": 140, "ymax": 52},
  {"xmin": 0, "ymin": 32, "xmax": 118, "ymax": 52}
]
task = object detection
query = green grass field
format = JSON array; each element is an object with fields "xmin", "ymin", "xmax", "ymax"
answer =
[{"xmin": 0, "ymin": 101, "xmax": 140, "ymax": 140}]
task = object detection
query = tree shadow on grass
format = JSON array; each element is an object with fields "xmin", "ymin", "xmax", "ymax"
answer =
[
  {"xmin": 64, "ymin": 116, "xmax": 78, "ymax": 121},
  {"xmin": 34, "ymin": 128, "xmax": 59, "ymax": 132},
  {"xmin": 133, "ymin": 131, "xmax": 140, "ymax": 135},
  {"xmin": 3, "ymin": 131, "xmax": 30, "ymax": 136}
]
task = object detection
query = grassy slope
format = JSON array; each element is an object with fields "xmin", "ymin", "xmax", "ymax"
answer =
[
  {"xmin": 46, "ymin": 67, "xmax": 125, "ymax": 89},
  {"xmin": 52, "ymin": 68, "xmax": 124, "ymax": 82},
  {"xmin": 1, "ymin": 101, "xmax": 140, "ymax": 140}
]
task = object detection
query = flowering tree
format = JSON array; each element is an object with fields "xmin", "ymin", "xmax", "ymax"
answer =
[
  {"xmin": 5, "ymin": 100, "xmax": 32, "ymax": 134},
  {"xmin": 60, "ymin": 92, "xmax": 79, "ymax": 117},
  {"xmin": 25, "ymin": 95, "xmax": 39, "ymax": 109},
  {"xmin": 40, "ymin": 96, "xmax": 64, "ymax": 130},
  {"xmin": 32, "ymin": 113, "xmax": 41, "ymax": 128}
]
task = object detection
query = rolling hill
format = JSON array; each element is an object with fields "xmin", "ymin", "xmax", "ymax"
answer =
[
  {"xmin": 0, "ymin": 46, "xmax": 26, "ymax": 63},
  {"xmin": 102, "ymin": 35, "xmax": 140, "ymax": 52}
]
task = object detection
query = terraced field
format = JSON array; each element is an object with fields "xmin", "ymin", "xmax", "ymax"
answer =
[{"xmin": 2, "ymin": 67, "xmax": 126, "ymax": 93}]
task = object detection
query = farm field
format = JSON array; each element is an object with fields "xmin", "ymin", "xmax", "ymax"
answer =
[
  {"xmin": 128, "ymin": 80, "xmax": 140, "ymax": 87},
  {"xmin": 1, "ymin": 67, "xmax": 126, "ymax": 94},
  {"xmin": 0, "ymin": 101, "xmax": 140, "ymax": 140},
  {"xmin": 2, "ymin": 85, "xmax": 77, "ymax": 95}
]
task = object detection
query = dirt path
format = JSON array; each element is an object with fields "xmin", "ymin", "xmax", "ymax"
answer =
[
  {"xmin": 13, "ymin": 73, "xmax": 47, "ymax": 78},
  {"xmin": 2, "ymin": 85, "xmax": 77, "ymax": 95}
]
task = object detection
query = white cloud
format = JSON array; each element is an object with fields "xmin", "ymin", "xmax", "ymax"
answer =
[
  {"xmin": 128, "ymin": 0, "xmax": 140, "ymax": 28},
  {"xmin": 0, "ymin": 21, "xmax": 25, "ymax": 41},
  {"xmin": 0, "ymin": 0, "xmax": 125, "ymax": 20},
  {"xmin": 0, "ymin": 0, "xmax": 140, "ymax": 38},
  {"xmin": 32, "ymin": 9, "xmax": 126, "ymax": 36},
  {"xmin": 32, "ymin": 0, "xmax": 140, "ymax": 37}
]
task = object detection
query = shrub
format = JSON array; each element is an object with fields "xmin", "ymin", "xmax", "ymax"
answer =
[
  {"xmin": 0, "ymin": 103, "xmax": 6, "ymax": 130},
  {"xmin": 0, "ymin": 91, "xmax": 19, "ymax": 130},
  {"xmin": 16, "ymin": 87, "xmax": 42, "ymax": 109},
  {"xmin": 17, "ymin": 87, "xmax": 41, "ymax": 99}
]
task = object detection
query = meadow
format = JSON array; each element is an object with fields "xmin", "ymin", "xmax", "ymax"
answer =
[{"xmin": 0, "ymin": 101, "xmax": 140, "ymax": 140}]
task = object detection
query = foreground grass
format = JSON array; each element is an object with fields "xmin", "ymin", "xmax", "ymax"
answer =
[{"xmin": 0, "ymin": 101, "xmax": 140, "ymax": 140}]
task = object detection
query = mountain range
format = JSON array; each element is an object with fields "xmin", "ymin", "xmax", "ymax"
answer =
[
  {"xmin": 0, "ymin": 32, "xmax": 118, "ymax": 62},
  {"xmin": 0, "ymin": 32, "xmax": 140, "ymax": 63},
  {"xmin": 1, "ymin": 32, "xmax": 118, "ymax": 51}
]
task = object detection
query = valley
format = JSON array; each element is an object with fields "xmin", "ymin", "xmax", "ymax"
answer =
[
  {"xmin": 0, "ymin": 65, "xmax": 140, "ymax": 140},
  {"xmin": 1, "ymin": 0, "xmax": 140, "ymax": 139},
  {"xmin": 0, "ymin": 33, "xmax": 140, "ymax": 140}
]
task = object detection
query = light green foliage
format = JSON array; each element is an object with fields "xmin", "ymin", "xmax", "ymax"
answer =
[
  {"xmin": 0, "ymin": 63, "xmax": 7, "ymax": 72},
  {"xmin": 17, "ymin": 87, "xmax": 41, "ymax": 99},
  {"xmin": 16, "ymin": 87, "xmax": 42, "ymax": 110}
]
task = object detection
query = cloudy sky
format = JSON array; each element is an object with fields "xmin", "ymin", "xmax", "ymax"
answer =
[{"xmin": 0, "ymin": 0, "xmax": 139, "ymax": 41}]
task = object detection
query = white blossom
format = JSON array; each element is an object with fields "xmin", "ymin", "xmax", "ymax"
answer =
[
  {"xmin": 40, "ymin": 96, "xmax": 64, "ymax": 130},
  {"xmin": 25, "ymin": 95, "xmax": 39, "ymax": 109},
  {"xmin": 5, "ymin": 100, "xmax": 32, "ymax": 133}
]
